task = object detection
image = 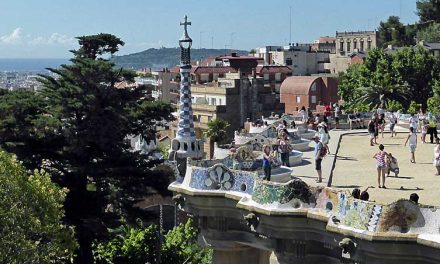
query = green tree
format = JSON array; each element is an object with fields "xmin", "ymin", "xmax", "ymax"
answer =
[
  {"xmin": 0, "ymin": 150, "xmax": 77, "ymax": 263},
  {"xmin": 92, "ymin": 219, "xmax": 212, "ymax": 264},
  {"xmin": 204, "ymin": 118, "xmax": 230, "ymax": 159},
  {"xmin": 339, "ymin": 47, "xmax": 440, "ymax": 110},
  {"xmin": 392, "ymin": 46, "xmax": 440, "ymax": 108},
  {"xmin": 354, "ymin": 81, "xmax": 409, "ymax": 110},
  {"xmin": 427, "ymin": 80, "xmax": 440, "ymax": 113},
  {"xmin": 338, "ymin": 64, "xmax": 366, "ymax": 110},
  {"xmin": 0, "ymin": 90, "xmax": 61, "ymax": 169},
  {"xmin": 387, "ymin": 100, "xmax": 404, "ymax": 112},
  {"xmin": 417, "ymin": 0, "xmax": 440, "ymax": 23},
  {"xmin": 417, "ymin": 22, "xmax": 440, "ymax": 42},
  {"xmin": 0, "ymin": 34, "xmax": 175, "ymax": 262},
  {"xmin": 378, "ymin": 16, "xmax": 415, "ymax": 47},
  {"xmin": 407, "ymin": 101, "xmax": 421, "ymax": 114}
]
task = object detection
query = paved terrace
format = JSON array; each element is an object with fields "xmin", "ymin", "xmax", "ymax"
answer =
[{"xmin": 292, "ymin": 125, "xmax": 440, "ymax": 206}]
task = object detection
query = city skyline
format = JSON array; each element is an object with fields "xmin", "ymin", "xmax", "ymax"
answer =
[{"xmin": 0, "ymin": 0, "xmax": 419, "ymax": 58}]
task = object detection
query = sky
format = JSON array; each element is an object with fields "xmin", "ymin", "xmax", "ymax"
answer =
[{"xmin": 0, "ymin": 0, "xmax": 420, "ymax": 58}]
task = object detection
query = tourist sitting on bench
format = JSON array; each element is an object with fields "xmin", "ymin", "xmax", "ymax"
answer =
[
  {"xmin": 355, "ymin": 112, "xmax": 366, "ymax": 128},
  {"xmin": 348, "ymin": 113, "xmax": 360, "ymax": 129}
]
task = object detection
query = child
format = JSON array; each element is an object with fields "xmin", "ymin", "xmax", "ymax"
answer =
[
  {"xmin": 404, "ymin": 127, "xmax": 417, "ymax": 163},
  {"xmin": 421, "ymin": 120, "xmax": 428, "ymax": 144},
  {"xmin": 262, "ymin": 145, "xmax": 273, "ymax": 181},
  {"xmin": 386, "ymin": 153, "xmax": 399, "ymax": 177}
]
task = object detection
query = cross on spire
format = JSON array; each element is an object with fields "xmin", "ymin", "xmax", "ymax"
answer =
[{"xmin": 180, "ymin": 15, "xmax": 191, "ymax": 36}]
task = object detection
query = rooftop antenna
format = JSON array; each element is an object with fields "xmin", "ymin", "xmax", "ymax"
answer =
[
  {"xmin": 399, "ymin": 0, "xmax": 402, "ymax": 18},
  {"xmin": 199, "ymin": 31, "xmax": 204, "ymax": 50},
  {"xmin": 289, "ymin": 6, "xmax": 292, "ymax": 44},
  {"xmin": 230, "ymin": 32, "xmax": 235, "ymax": 54}
]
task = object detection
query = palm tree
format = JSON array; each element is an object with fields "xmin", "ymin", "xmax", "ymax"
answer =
[
  {"xmin": 355, "ymin": 80, "xmax": 409, "ymax": 110},
  {"xmin": 204, "ymin": 118, "xmax": 230, "ymax": 159}
]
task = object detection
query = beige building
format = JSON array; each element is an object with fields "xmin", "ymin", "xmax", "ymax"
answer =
[
  {"xmin": 326, "ymin": 30, "xmax": 379, "ymax": 73},
  {"xmin": 190, "ymin": 72, "xmax": 284, "ymax": 135},
  {"xmin": 254, "ymin": 45, "xmax": 330, "ymax": 76}
]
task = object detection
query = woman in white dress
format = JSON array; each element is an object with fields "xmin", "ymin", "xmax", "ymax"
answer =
[{"xmin": 434, "ymin": 141, "xmax": 440, "ymax": 175}]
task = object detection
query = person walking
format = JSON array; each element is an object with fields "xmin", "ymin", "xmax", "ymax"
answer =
[
  {"xmin": 277, "ymin": 131, "xmax": 291, "ymax": 167},
  {"xmin": 404, "ymin": 127, "xmax": 417, "ymax": 163},
  {"xmin": 318, "ymin": 122, "xmax": 330, "ymax": 154},
  {"xmin": 368, "ymin": 118, "xmax": 376, "ymax": 146},
  {"xmin": 434, "ymin": 140, "xmax": 440, "ymax": 176},
  {"xmin": 334, "ymin": 103, "xmax": 340, "ymax": 129},
  {"xmin": 409, "ymin": 113, "xmax": 418, "ymax": 133},
  {"xmin": 378, "ymin": 113, "xmax": 385, "ymax": 138},
  {"xmin": 373, "ymin": 144, "xmax": 389, "ymax": 188},
  {"xmin": 262, "ymin": 145, "xmax": 273, "ymax": 181},
  {"xmin": 428, "ymin": 112, "xmax": 438, "ymax": 144},
  {"xmin": 421, "ymin": 120, "xmax": 428, "ymax": 144},
  {"xmin": 389, "ymin": 112, "xmax": 397, "ymax": 137},
  {"xmin": 312, "ymin": 134, "xmax": 324, "ymax": 183}
]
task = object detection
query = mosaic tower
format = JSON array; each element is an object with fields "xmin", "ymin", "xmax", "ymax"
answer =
[{"xmin": 170, "ymin": 16, "xmax": 203, "ymax": 175}]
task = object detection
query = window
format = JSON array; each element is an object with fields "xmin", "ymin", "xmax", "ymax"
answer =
[
  {"xmin": 339, "ymin": 39, "xmax": 344, "ymax": 52},
  {"xmin": 264, "ymin": 74, "xmax": 269, "ymax": 81},
  {"xmin": 360, "ymin": 40, "xmax": 364, "ymax": 51},
  {"xmin": 367, "ymin": 40, "xmax": 372, "ymax": 50},
  {"xmin": 275, "ymin": 73, "xmax": 281, "ymax": 81},
  {"xmin": 311, "ymin": 95, "xmax": 317, "ymax": 104},
  {"xmin": 218, "ymin": 98, "xmax": 222, "ymax": 105},
  {"xmin": 347, "ymin": 40, "xmax": 351, "ymax": 52},
  {"xmin": 211, "ymin": 98, "xmax": 216, "ymax": 105},
  {"xmin": 285, "ymin": 58, "xmax": 292, "ymax": 65},
  {"xmin": 353, "ymin": 40, "xmax": 357, "ymax": 49},
  {"xmin": 311, "ymin": 83, "xmax": 316, "ymax": 92},
  {"xmin": 296, "ymin": 96, "xmax": 301, "ymax": 103}
]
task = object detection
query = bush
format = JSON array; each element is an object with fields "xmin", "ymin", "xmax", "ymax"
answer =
[{"xmin": 92, "ymin": 219, "xmax": 212, "ymax": 264}]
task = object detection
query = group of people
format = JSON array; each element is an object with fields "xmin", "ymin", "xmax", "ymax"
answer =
[{"xmin": 262, "ymin": 124, "xmax": 294, "ymax": 181}]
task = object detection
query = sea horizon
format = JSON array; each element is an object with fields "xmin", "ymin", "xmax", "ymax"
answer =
[{"xmin": 0, "ymin": 58, "xmax": 71, "ymax": 72}]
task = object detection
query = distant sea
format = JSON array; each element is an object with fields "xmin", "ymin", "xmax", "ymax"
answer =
[{"xmin": 0, "ymin": 58, "xmax": 70, "ymax": 72}]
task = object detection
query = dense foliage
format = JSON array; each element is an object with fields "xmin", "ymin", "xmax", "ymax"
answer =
[
  {"xmin": 0, "ymin": 34, "xmax": 175, "ymax": 262},
  {"xmin": 92, "ymin": 219, "xmax": 212, "ymax": 264},
  {"xmin": 416, "ymin": 0, "xmax": 440, "ymax": 23},
  {"xmin": 378, "ymin": 16, "xmax": 416, "ymax": 48},
  {"xmin": 417, "ymin": 23, "xmax": 440, "ymax": 42},
  {"xmin": 0, "ymin": 150, "xmax": 77, "ymax": 263},
  {"xmin": 339, "ymin": 47, "xmax": 440, "ymax": 111}
]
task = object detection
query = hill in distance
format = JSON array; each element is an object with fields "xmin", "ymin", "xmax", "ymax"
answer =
[{"xmin": 111, "ymin": 47, "xmax": 249, "ymax": 70}]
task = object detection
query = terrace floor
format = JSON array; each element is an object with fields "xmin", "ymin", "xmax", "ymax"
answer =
[{"xmin": 291, "ymin": 125, "xmax": 440, "ymax": 206}]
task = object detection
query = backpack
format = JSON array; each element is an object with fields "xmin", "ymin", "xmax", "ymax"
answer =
[{"xmin": 319, "ymin": 143, "xmax": 327, "ymax": 158}]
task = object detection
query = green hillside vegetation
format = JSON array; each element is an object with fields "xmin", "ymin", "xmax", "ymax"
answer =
[{"xmin": 111, "ymin": 47, "xmax": 248, "ymax": 69}]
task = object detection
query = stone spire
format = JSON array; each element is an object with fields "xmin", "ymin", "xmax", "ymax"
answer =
[{"xmin": 170, "ymin": 16, "xmax": 203, "ymax": 176}]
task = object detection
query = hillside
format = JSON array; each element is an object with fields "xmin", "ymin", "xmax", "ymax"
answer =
[{"xmin": 111, "ymin": 47, "xmax": 248, "ymax": 70}]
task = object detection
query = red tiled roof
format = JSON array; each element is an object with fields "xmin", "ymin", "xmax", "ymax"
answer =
[
  {"xmin": 191, "ymin": 66, "xmax": 237, "ymax": 74},
  {"xmin": 256, "ymin": 66, "xmax": 291, "ymax": 74}
]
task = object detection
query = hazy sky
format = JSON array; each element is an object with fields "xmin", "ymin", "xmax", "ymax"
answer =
[{"xmin": 0, "ymin": 0, "xmax": 419, "ymax": 58}]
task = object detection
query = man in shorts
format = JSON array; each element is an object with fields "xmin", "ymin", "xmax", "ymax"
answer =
[{"xmin": 313, "ymin": 134, "xmax": 324, "ymax": 183}]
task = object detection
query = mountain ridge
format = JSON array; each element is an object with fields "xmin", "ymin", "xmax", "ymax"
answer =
[{"xmin": 111, "ymin": 47, "xmax": 248, "ymax": 70}]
